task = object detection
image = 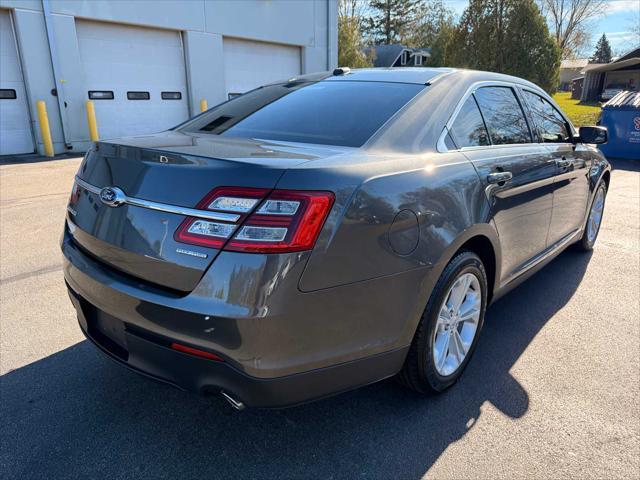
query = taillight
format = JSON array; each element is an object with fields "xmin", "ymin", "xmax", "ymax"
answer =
[
  {"xmin": 174, "ymin": 187, "xmax": 334, "ymax": 253},
  {"xmin": 226, "ymin": 190, "xmax": 334, "ymax": 253},
  {"xmin": 174, "ymin": 187, "xmax": 268, "ymax": 248}
]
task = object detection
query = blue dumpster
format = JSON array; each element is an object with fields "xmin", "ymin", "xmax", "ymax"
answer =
[{"xmin": 598, "ymin": 91, "xmax": 640, "ymax": 160}]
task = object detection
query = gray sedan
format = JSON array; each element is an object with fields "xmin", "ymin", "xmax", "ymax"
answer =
[{"xmin": 62, "ymin": 67, "xmax": 610, "ymax": 409}]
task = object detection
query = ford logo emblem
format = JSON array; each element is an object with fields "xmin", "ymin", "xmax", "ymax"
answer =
[{"xmin": 99, "ymin": 186, "xmax": 126, "ymax": 207}]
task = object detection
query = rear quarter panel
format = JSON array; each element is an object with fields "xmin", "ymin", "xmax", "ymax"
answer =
[{"xmin": 274, "ymin": 151, "xmax": 493, "ymax": 292}]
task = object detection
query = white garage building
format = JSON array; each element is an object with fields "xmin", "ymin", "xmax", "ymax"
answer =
[{"xmin": 0, "ymin": 0, "xmax": 337, "ymax": 156}]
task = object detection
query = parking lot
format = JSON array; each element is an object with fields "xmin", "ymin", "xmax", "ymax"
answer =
[{"xmin": 1, "ymin": 157, "xmax": 638, "ymax": 479}]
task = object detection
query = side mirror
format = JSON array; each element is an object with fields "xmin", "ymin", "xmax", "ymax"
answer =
[{"xmin": 578, "ymin": 126, "xmax": 608, "ymax": 145}]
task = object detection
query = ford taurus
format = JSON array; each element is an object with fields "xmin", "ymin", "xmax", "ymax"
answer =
[{"xmin": 62, "ymin": 68, "xmax": 610, "ymax": 409}]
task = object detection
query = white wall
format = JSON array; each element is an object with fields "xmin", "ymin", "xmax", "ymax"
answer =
[
  {"xmin": 183, "ymin": 30, "xmax": 227, "ymax": 113},
  {"xmin": 0, "ymin": 0, "xmax": 338, "ymax": 155}
]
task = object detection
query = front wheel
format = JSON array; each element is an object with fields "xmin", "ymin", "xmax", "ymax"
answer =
[
  {"xmin": 576, "ymin": 181, "xmax": 607, "ymax": 251},
  {"xmin": 397, "ymin": 251, "xmax": 488, "ymax": 394}
]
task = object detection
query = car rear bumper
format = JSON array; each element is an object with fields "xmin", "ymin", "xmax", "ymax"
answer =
[
  {"xmin": 68, "ymin": 284, "xmax": 407, "ymax": 408},
  {"xmin": 61, "ymin": 222, "xmax": 421, "ymax": 407}
]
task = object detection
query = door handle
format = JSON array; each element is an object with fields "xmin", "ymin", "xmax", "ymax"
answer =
[
  {"xmin": 556, "ymin": 157, "xmax": 571, "ymax": 169},
  {"xmin": 487, "ymin": 171, "xmax": 513, "ymax": 184}
]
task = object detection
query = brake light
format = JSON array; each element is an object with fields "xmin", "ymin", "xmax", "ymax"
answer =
[{"xmin": 174, "ymin": 187, "xmax": 334, "ymax": 253}]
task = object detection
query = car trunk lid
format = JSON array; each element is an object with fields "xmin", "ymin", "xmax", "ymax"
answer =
[{"xmin": 67, "ymin": 131, "xmax": 340, "ymax": 292}]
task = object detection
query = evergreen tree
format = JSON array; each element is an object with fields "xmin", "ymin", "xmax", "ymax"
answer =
[
  {"xmin": 590, "ymin": 34, "xmax": 613, "ymax": 64},
  {"xmin": 364, "ymin": 0, "xmax": 422, "ymax": 45},
  {"xmin": 449, "ymin": 0, "xmax": 561, "ymax": 93}
]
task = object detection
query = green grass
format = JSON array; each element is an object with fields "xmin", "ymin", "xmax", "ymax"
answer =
[{"xmin": 552, "ymin": 92, "xmax": 601, "ymax": 127}]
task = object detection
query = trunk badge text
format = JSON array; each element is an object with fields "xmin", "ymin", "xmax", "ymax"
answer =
[
  {"xmin": 176, "ymin": 248, "xmax": 208, "ymax": 259},
  {"xmin": 99, "ymin": 187, "xmax": 126, "ymax": 207}
]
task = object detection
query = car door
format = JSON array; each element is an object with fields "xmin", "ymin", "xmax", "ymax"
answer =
[
  {"xmin": 521, "ymin": 89, "xmax": 591, "ymax": 245},
  {"xmin": 448, "ymin": 85, "xmax": 556, "ymax": 283}
]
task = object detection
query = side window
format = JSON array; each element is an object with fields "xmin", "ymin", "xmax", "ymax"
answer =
[
  {"xmin": 443, "ymin": 132, "xmax": 457, "ymax": 150},
  {"xmin": 449, "ymin": 96, "xmax": 490, "ymax": 148},
  {"xmin": 522, "ymin": 90, "xmax": 571, "ymax": 143},
  {"xmin": 474, "ymin": 87, "xmax": 531, "ymax": 145}
]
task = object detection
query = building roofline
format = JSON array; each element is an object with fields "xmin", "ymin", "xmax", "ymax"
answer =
[{"xmin": 588, "ymin": 57, "xmax": 640, "ymax": 72}]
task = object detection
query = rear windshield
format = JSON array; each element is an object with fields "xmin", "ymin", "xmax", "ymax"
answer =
[{"xmin": 179, "ymin": 81, "xmax": 424, "ymax": 147}]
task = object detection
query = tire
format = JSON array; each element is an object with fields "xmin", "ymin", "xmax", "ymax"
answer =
[
  {"xmin": 397, "ymin": 251, "xmax": 488, "ymax": 394},
  {"xmin": 575, "ymin": 181, "xmax": 607, "ymax": 252}
]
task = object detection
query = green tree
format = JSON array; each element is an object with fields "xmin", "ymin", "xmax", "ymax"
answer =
[
  {"xmin": 589, "ymin": 34, "xmax": 612, "ymax": 63},
  {"xmin": 364, "ymin": 0, "xmax": 422, "ymax": 45},
  {"xmin": 338, "ymin": 0, "xmax": 375, "ymax": 67},
  {"xmin": 449, "ymin": 0, "xmax": 561, "ymax": 93},
  {"xmin": 407, "ymin": 0, "xmax": 456, "ymax": 66}
]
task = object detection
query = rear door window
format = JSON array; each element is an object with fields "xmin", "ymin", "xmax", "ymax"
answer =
[
  {"xmin": 522, "ymin": 90, "xmax": 571, "ymax": 143},
  {"xmin": 449, "ymin": 96, "xmax": 490, "ymax": 148},
  {"xmin": 474, "ymin": 87, "xmax": 532, "ymax": 145}
]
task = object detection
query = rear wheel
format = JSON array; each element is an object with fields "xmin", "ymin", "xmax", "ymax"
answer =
[
  {"xmin": 576, "ymin": 181, "xmax": 607, "ymax": 251},
  {"xmin": 398, "ymin": 251, "xmax": 488, "ymax": 394}
]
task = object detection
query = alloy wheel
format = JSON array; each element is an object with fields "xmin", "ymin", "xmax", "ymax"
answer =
[
  {"xmin": 587, "ymin": 186, "xmax": 605, "ymax": 243},
  {"xmin": 432, "ymin": 272, "xmax": 482, "ymax": 376}
]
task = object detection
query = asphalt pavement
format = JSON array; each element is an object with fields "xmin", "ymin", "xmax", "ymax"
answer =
[{"xmin": 1, "ymin": 156, "xmax": 638, "ymax": 479}]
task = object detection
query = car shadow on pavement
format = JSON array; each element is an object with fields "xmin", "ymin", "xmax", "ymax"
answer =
[{"xmin": 1, "ymin": 249, "xmax": 592, "ymax": 479}]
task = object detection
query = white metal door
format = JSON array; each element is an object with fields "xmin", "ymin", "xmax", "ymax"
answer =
[
  {"xmin": 76, "ymin": 20, "xmax": 189, "ymax": 140},
  {"xmin": 0, "ymin": 10, "xmax": 34, "ymax": 155},
  {"xmin": 224, "ymin": 38, "xmax": 301, "ymax": 98}
]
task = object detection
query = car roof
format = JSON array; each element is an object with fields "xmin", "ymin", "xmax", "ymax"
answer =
[
  {"xmin": 324, "ymin": 67, "xmax": 454, "ymax": 84},
  {"xmin": 281, "ymin": 68, "xmax": 543, "ymax": 92},
  {"xmin": 301, "ymin": 67, "xmax": 541, "ymax": 89}
]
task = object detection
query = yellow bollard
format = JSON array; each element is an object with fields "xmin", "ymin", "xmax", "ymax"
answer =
[
  {"xmin": 85, "ymin": 100, "xmax": 99, "ymax": 141},
  {"xmin": 36, "ymin": 100, "xmax": 54, "ymax": 157},
  {"xmin": 200, "ymin": 99, "xmax": 208, "ymax": 112}
]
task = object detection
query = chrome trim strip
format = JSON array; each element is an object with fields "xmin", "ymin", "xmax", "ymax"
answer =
[
  {"xmin": 75, "ymin": 176, "xmax": 101, "ymax": 195},
  {"xmin": 436, "ymin": 126, "xmax": 450, "ymax": 152},
  {"xmin": 444, "ymin": 80, "xmax": 536, "ymax": 132},
  {"xmin": 437, "ymin": 79, "xmax": 549, "ymax": 153},
  {"xmin": 74, "ymin": 176, "xmax": 241, "ymax": 222}
]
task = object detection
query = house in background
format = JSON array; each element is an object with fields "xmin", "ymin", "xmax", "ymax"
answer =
[
  {"xmin": 559, "ymin": 59, "xmax": 604, "ymax": 92},
  {"xmin": 581, "ymin": 47, "xmax": 640, "ymax": 102},
  {"xmin": 365, "ymin": 44, "xmax": 431, "ymax": 68},
  {"xmin": 560, "ymin": 59, "xmax": 589, "ymax": 90}
]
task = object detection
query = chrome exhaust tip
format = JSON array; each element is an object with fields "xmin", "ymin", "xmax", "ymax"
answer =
[{"xmin": 221, "ymin": 391, "xmax": 245, "ymax": 411}]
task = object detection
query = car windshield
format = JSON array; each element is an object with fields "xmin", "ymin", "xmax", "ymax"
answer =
[{"xmin": 178, "ymin": 80, "xmax": 425, "ymax": 147}]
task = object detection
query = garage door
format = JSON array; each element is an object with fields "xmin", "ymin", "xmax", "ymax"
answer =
[
  {"xmin": 76, "ymin": 20, "xmax": 189, "ymax": 140},
  {"xmin": 224, "ymin": 38, "xmax": 301, "ymax": 98},
  {"xmin": 0, "ymin": 10, "xmax": 34, "ymax": 155}
]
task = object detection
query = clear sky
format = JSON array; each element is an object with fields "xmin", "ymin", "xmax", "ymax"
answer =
[{"xmin": 445, "ymin": 0, "xmax": 640, "ymax": 57}]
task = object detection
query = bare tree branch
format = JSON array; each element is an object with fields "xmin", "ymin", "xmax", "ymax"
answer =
[{"xmin": 537, "ymin": 0, "xmax": 605, "ymax": 59}]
